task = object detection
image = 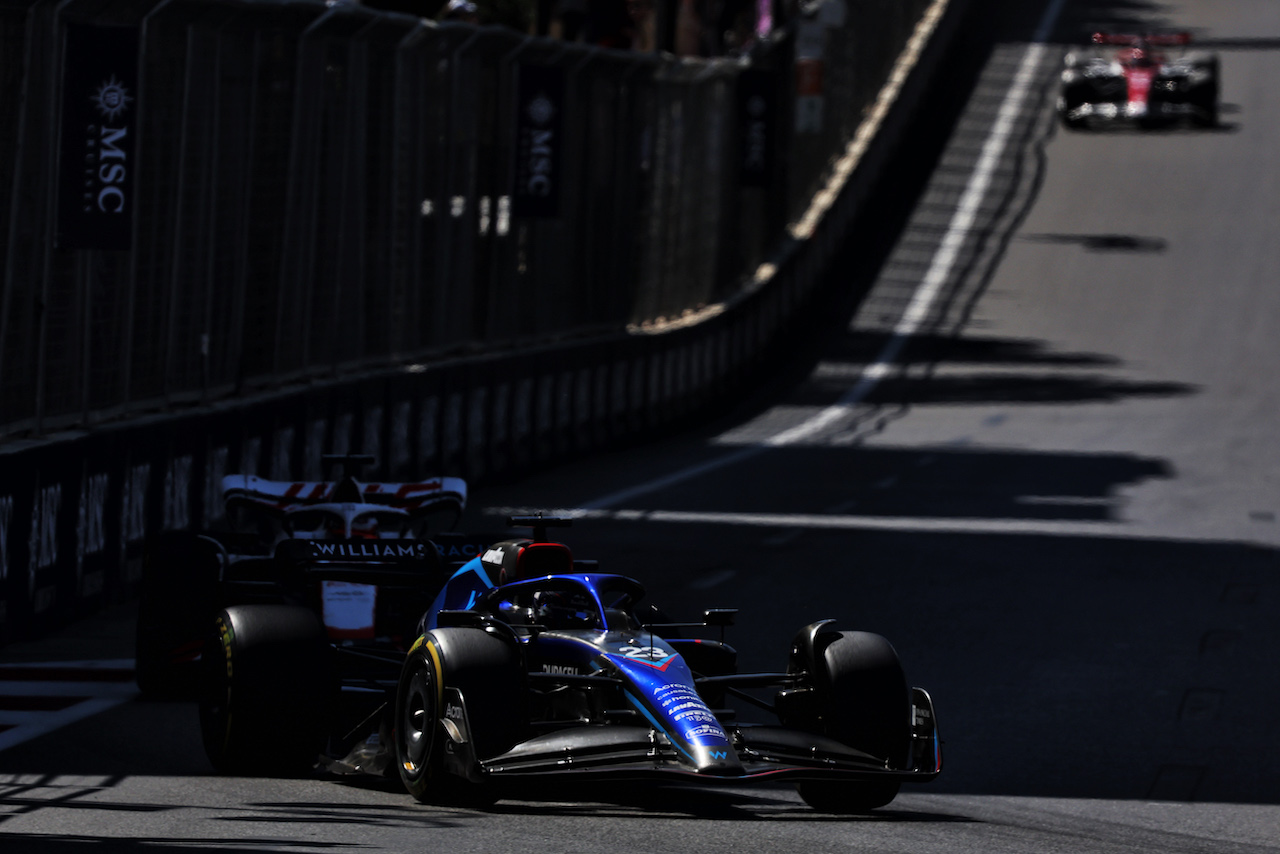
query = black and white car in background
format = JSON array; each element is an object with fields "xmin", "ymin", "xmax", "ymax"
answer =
[
  {"xmin": 1059, "ymin": 32, "xmax": 1220, "ymax": 128},
  {"xmin": 133, "ymin": 455, "xmax": 473, "ymax": 700}
]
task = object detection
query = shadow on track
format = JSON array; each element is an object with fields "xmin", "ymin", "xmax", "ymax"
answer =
[
  {"xmin": 478, "ymin": 778, "xmax": 977, "ymax": 824},
  {"xmin": 585, "ymin": 520, "xmax": 1280, "ymax": 807},
  {"xmin": 1018, "ymin": 233, "xmax": 1169, "ymax": 253}
]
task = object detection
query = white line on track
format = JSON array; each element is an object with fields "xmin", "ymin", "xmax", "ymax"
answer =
[
  {"xmin": 0, "ymin": 660, "xmax": 138, "ymax": 753},
  {"xmin": 0, "ymin": 698, "xmax": 134, "ymax": 753},
  {"xmin": 578, "ymin": 0, "xmax": 1067, "ymax": 513}
]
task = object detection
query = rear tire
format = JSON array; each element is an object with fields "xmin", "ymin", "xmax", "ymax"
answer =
[
  {"xmin": 198, "ymin": 605, "xmax": 332, "ymax": 776},
  {"xmin": 795, "ymin": 630, "xmax": 910, "ymax": 813},
  {"xmin": 1061, "ymin": 112, "xmax": 1087, "ymax": 130}
]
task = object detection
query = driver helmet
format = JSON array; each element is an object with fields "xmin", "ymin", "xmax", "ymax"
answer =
[
  {"xmin": 532, "ymin": 590, "xmax": 596, "ymax": 629},
  {"xmin": 1128, "ymin": 41, "xmax": 1154, "ymax": 66}
]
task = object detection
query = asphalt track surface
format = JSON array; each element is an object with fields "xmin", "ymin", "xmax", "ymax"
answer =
[{"xmin": 3, "ymin": 0, "xmax": 1280, "ymax": 851}]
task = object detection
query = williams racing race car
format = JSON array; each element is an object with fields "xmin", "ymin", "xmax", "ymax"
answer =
[
  {"xmin": 206, "ymin": 515, "xmax": 941, "ymax": 811},
  {"xmin": 1058, "ymin": 32, "xmax": 1219, "ymax": 128},
  {"xmin": 134, "ymin": 455, "xmax": 476, "ymax": 699}
]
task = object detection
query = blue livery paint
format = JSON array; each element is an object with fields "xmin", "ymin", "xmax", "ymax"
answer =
[
  {"xmin": 422, "ymin": 569, "xmax": 743, "ymax": 775},
  {"xmin": 606, "ymin": 650, "xmax": 738, "ymax": 773},
  {"xmin": 424, "ymin": 556, "xmax": 494, "ymax": 629}
]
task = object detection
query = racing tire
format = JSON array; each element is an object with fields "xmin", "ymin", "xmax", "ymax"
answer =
[
  {"xmin": 395, "ymin": 627, "xmax": 527, "ymax": 805},
  {"xmin": 396, "ymin": 648, "xmax": 446, "ymax": 802},
  {"xmin": 135, "ymin": 533, "xmax": 222, "ymax": 699},
  {"xmin": 795, "ymin": 630, "xmax": 910, "ymax": 813},
  {"xmin": 198, "ymin": 604, "xmax": 333, "ymax": 776},
  {"xmin": 1189, "ymin": 58, "xmax": 1220, "ymax": 128},
  {"xmin": 1058, "ymin": 77, "xmax": 1091, "ymax": 130}
]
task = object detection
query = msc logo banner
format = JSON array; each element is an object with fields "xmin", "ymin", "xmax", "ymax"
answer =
[
  {"xmin": 736, "ymin": 67, "xmax": 777, "ymax": 188},
  {"xmin": 56, "ymin": 23, "xmax": 140, "ymax": 250},
  {"xmin": 511, "ymin": 64, "xmax": 564, "ymax": 219}
]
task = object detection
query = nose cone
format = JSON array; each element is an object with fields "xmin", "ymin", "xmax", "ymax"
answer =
[
  {"xmin": 678, "ymin": 716, "xmax": 741, "ymax": 775},
  {"xmin": 692, "ymin": 742, "xmax": 744, "ymax": 776},
  {"xmin": 606, "ymin": 652, "xmax": 742, "ymax": 775}
]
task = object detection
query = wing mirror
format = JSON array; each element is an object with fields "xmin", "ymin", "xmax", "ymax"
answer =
[{"xmin": 703, "ymin": 609, "xmax": 737, "ymax": 627}]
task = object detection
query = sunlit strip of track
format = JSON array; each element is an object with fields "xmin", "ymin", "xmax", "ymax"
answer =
[
  {"xmin": 485, "ymin": 506, "xmax": 1231, "ymax": 543},
  {"xmin": 578, "ymin": 0, "xmax": 1068, "ymax": 514}
]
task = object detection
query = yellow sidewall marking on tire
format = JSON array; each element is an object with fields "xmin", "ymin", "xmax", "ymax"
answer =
[{"xmin": 424, "ymin": 639, "xmax": 444, "ymax": 712}]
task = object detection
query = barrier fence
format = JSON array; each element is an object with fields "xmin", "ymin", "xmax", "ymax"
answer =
[
  {"xmin": 0, "ymin": 0, "xmax": 956, "ymax": 642},
  {"xmin": 1, "ymin": 0, "xmax": 931, "ymax": 439}
]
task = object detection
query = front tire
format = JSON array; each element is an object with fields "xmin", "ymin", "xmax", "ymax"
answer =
[
  {"xmin": 395, "ymin": 627, "xmax": 527, "ymax": 805},
  {"xmin": 1189, "ymin": 59, "xmax": 1220, "ymax": 128},
  {"xmin": 198, "ymin": 605, "xmax": 332, "ymax": 776},
  {"xmin": 1058, "ymin": 78, "xmax": 1092, "ymax": 130},
  {"xmin": 397, "ymin": 646, "xmax": 445, "ymax": 802},
  {"xmin": 794, "ymin": 630, "xmax": 910, "ymax": 813}
]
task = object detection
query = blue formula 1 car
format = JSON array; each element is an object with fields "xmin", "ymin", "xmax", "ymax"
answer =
[{"xmin": 393, "ymin": 516, "xmax": 942, "ymax": 813}]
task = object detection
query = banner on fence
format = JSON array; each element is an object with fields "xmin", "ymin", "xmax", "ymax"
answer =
[
  {"xmin": 737, "ymin": 67, "xmax": 777, "ymax": 187},
  {"xmin": 512, "ymin": 64, "xmax": 565, "ymax": 219},
  {"xmin": 56, "ymin": 23, "xmax": 141, "ymax": 251}
]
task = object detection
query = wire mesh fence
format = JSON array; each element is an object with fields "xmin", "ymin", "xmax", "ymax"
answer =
[{"xmin": 0, "ymin": 0, "xmax": 933, "ymax": 438}]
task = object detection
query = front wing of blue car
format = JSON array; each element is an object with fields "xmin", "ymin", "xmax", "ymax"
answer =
[{"xmin": 435, "ymin": 685, "xmax": 941, "ymax": 786}]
